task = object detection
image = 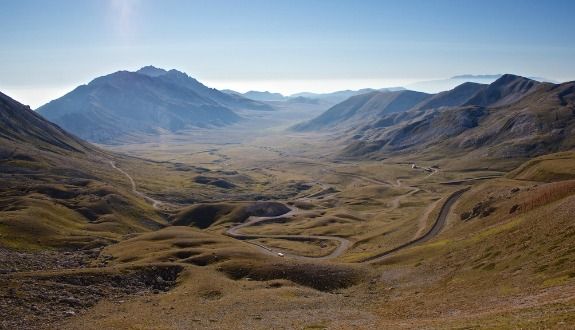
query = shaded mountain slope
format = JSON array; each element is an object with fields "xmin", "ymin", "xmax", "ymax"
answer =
[
  {"xmin": 241, "ymin": 91, "xmax": 286, "ymax": 102},
  {"xmin": 293, "ymin": 90, "xmax": 431, "ymax": 131},
  {"xmin": 0, "ymin": 92, "xmax": 92, "ymax": 154},
  {"xmin": 38, "ymin": 70, "xmax": 240, "ymax": 142},
  {"xmin": 37, "ymin": 67, "xmax": 272, "ymax": 143},
  {"xmin": 138, "ymin": 66, "xmax": 272, "ymax": 111},
  {"xmin": 413, "ymin": 82, "xmax": 487, "ymax": 111},
  {"xmin": 290, "ymin": 87, "xmax": 405, "ymax": 105},
  {"xmin": 463, "ymin": 74, "xmax": 542, "ymax": 107},
  {"xmin": 0, "ymin": 92, "xmax": 165, "ymax": 249},
  {"xmin": 354, "ymin": 83, "xmax": 489, "ymax": 137},
  {"xmin": 341, "ymin": 75, "xmax": 575, "ymax": 167}
]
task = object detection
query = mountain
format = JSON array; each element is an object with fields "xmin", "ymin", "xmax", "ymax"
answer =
[
  {"xmin": 412, "ymin": 82, "xmax": 487, "ymax": 111},
  {"xmin": 340, "ymin": 75, "xmax": 575, "ymax": 167},
  {"xmin": 0, "ymin": 91, "xmax": 165, "ymax": 249},
  {"xmin": 137, "ymin": 67, "xmax": 272, "ymax": 111},
  {"xmin": 462, "ymin": 74, "xmax": 540, "ymax": 107},
  {"xmin": 407, "ymin": 74, "xmax": 557, "ymax": 94},
  {"xmin": 242, "ymin": 91, "xmax": 286, "ymax": 102},
  {"xmin": 291, "ymin": 87, "xmax": 405, "ymax": 105},
  {"xmin": 0, "ymin": 92, "xmax": 93, "ymax": 154},
  {"xmin": 37, "ymin": 67, "xmax": 271, "ymax": 143},
  {"xmin": 292, "ymin": 90, "xmax": 430, "ymax": 131},
  {"xmin": 222, "ymin": 87, "xmax": 406, "ymax": 106}
]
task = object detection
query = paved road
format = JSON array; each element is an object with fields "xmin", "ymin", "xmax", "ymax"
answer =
[
  {"xmin": 361, "ymin": 187, "xmax": 469, "ymax": 263},
  {"xmin": 440, "ymin": 175, "xmax": 502, "ymax": 185}
]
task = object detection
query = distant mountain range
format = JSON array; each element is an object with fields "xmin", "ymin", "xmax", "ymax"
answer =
[
  {"xmin": 295, "ymin": 74, "xmax": 575, "ymax": 166},
  {"xmin": 227, "ymin": 90, "xmax": 286, "ymax": 102},
  {"xmin": 223, "ymin": 87, "xmax": 405, "ymax": 105},
  {"xmin": 38, "ymin": 66, "xmax": 271, "ymax": 143},
  {"xmin": 221, "ymin": 75, "xmax": 557, "ymax": 106}
]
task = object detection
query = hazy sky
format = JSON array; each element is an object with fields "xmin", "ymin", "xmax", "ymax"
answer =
[{"xmin": 1, "ymin": 0, "xmax": 574, "ymax": 107}]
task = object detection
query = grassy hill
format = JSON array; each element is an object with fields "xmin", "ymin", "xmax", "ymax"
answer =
[{"xmin": 0, "ymin": 91, "xmax": 166, "ymax": 250}]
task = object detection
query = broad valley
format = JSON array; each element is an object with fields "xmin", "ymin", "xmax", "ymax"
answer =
[{"xmin": 1, "ymin": 1, "xmax": 574, "ymax": 329}]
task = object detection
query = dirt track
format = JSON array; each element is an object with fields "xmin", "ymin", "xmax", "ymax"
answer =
[{"xmin": 109, "ymin": 160, "xmax": 167, "ymax": 209}]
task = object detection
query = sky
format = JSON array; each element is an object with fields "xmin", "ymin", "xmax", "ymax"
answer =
[{"xmin": 1, "ymin": 0, "xmax": 574, "ymax": 108}]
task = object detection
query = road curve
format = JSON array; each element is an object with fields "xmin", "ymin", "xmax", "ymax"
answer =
[
  {"xmin": 110, "ymin": 159, "xmax": 472, "ymax": 263},
  {"xmin": 109, "ymin": 160, "xmax": 350, "ymax": 260},
  {"xmin": 225, "ymin": 205, "xmax": 352, "ymax": 261},
  {"xmin": 361, "ymin": 187, "xmax": 470, "ymax": 263}
]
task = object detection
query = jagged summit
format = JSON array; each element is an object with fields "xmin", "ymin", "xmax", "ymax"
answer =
[{"xmin": 137, "ymin": 65, "xmax": 169, "ymax": 77}]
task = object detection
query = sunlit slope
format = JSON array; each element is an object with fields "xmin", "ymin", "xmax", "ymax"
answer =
[
  {"xmin": 369, "ymin": 158, "xmax": 575, "ymax": 327},
  {"xmin": 508, "ymin": 151, "xmax": 575, "ymax": 182}
]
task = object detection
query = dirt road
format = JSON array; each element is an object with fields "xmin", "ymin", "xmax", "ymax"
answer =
[{"xmin": 109, "ymin": 161, "xmax": 167, "ymax": 210}]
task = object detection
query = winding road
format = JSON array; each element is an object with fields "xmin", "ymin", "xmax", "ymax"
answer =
[
  {"xmin": 223, "ymin": 167, "xmax": 469, "ymax": 262},
  {"xmin": 110, "ymin": 160, "xmax": 470, "ymax": 263},
  {"xmin": 225, "ymin": 206, "xmax": 351, "ymax": 261}
]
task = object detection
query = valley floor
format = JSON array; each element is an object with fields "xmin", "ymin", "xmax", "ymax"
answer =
[{"xmin": 2, "ymin": 127, "xmax": 575, "ymax": 329}]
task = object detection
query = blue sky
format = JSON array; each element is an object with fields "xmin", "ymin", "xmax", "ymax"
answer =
[{"xmin": 1, "ymin": 0, "xmax": 574, "ymax": 107}]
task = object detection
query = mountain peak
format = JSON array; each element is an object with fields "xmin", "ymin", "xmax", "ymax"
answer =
[
  {"xmin": 137, "ymin": 65, "xmax": 168, "ymax": 77},
  {"xmin": 492, "ymin": 73, "xmax": 533, "ymax": 86},
  {"xmin": 463, "ymin": 74, "xmax": 540, "ymax": 108}
]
